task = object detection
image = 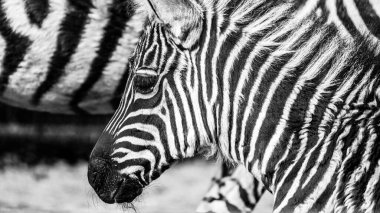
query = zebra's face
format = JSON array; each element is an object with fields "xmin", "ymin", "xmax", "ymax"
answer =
[{"xmin": 88, "ymin": 0, "xmax": 207, "ymax": 204}]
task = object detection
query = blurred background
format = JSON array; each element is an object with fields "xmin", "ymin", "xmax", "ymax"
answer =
[{"xmin": 0, "ymin": 102, "xmax": 273, "ymax": 213}]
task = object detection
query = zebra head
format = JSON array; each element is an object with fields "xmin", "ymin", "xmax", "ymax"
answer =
[{"xmin": 88, "ymin": 0, "xmax": 214, "ymax": 204}]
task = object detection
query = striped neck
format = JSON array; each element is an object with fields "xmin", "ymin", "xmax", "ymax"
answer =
[{"xmin": 194, "ymin": 0, "xmax": 379, "ymax": 186}]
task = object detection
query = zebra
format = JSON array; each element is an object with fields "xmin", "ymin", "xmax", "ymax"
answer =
[
  {"xmin": 88, "ymin": 0, "xmax": 380, "ymax": 212},
  {"xmin": 0, "ymin": 0, "xmax": 263, "ymax": 211},
  {"xmin": 0, "ymin": 0, "xmax": 142, "ymax": 114}
]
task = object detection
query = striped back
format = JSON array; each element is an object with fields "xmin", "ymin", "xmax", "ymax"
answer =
[{"xmin": 0, "ymin": 0, "xmax": 145, "ymax": 114}]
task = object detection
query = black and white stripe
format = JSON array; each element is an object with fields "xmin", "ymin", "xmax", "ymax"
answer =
[
  {"xmin": 95, "ymin": 0, "xmax": 380, "ymax": 211},
  {"xmin": 330, "ymin": 0, "xmax": 380, "ymax": 50},
  {"xmin": 197, "ymin": 162, "xmax": 267, "ymax": 213},
  {"xmin": 0, "ymin": 0, "xmax": 144, "ymax": 114}
]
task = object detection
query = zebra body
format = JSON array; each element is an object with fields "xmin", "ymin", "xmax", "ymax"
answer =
[
  {"xmin": 0, "ymin": 0, "xmax": 144, "ymax": 114},
  {"xmin": 0, "ymin": 1, "xmax": 261, "ymax": 211},
  {"xmin": 88, "ymin": 0, "xmax": 380, "ymax": 212}
]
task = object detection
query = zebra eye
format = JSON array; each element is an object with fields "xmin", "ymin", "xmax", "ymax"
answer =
[{"xmin": 134, "ymin": 69, "xmax": 158, "ymax": 94}]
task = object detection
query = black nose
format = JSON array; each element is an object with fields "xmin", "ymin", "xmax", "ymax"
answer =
[
  {"xmin": 88, "ymin": 132, "xmax": 143, "ymax": 204},
  {"xmin": 88, "ymin": 158, "xmax": 143, "ymax": 203},
  {"xmin": 88, "ymin": 157, "xmax": 122, "ymax": 203}
]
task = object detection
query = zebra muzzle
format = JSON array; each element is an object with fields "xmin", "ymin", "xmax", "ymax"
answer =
[{"xmin": 88, "ymin": 157, "xmax": 143, "ymax": 204}]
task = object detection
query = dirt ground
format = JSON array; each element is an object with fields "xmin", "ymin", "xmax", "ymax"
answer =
[{"xmin": 0, "ymin": 160, "xmax": 273, "ymax": 213}]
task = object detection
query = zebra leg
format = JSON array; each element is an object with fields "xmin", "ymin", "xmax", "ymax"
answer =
[{"xmin": 197, "ymin": 162, "xmax": 267, "ymax": 213}]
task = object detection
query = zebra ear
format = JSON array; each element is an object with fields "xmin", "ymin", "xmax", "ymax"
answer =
[{"xmin": 147, "ymin": 0, "xmax": 203, "ymax": 48}]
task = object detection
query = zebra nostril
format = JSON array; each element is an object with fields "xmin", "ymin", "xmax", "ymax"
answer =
[{"xmin": 113, "ymin": 176, "xmax": 144, "ymax": 203}]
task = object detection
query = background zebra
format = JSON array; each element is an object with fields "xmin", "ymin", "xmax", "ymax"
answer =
[
  {"xmin": 197, "ymin": 161, "xmax": 267, "ymax": 213},
  {"xmin": 0, "ymin": 0, "xmax": 142, "ymax": 114},
  {"xmin": 0, "ymin": 0, "xmax": 264, "ymax": 212},
  {"xmin": 88, "ymin": 0, "xmax": 380, "ymax": 212}
]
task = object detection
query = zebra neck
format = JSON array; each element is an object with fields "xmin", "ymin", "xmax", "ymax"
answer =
[{"xmin": 198, "ymin": 0, "xmax": 380, "ymax": 188}]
